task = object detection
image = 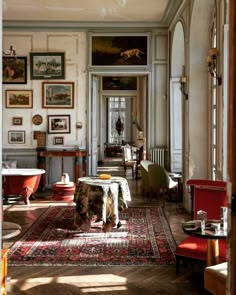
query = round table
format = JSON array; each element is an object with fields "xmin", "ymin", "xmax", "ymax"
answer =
[
  {"xmin": 74, "ymin": 176, "xmax": 131, "ymax": 232},
  {"xmin": 182, "ymin": 220, "xmax": 227, "ymax": 266},
  {"xmin": 2, "ymin": 221, "xmax": 22, "ymax": 240}
]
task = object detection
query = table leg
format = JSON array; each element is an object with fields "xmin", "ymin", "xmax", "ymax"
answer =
[
  {"xmin": 61, "ymin": 157, "xmax": 64, "ymax": 174},
  {"xmin": 207, "ymin": 239, "xmax": 219, "ymax": 266},
  {"xmin": 175, "ymin": 178, "xmax": 186, "ymax": 214}
]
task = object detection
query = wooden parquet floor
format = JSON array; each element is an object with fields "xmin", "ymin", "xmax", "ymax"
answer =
[{"xmin": 3, "ymin": 157, "xmax": 211, "ymax": 295}]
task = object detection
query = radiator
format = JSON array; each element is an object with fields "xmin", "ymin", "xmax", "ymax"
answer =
[{"xmin": 149, "ymin": 147, "xmax": 169, "ymax": 170}]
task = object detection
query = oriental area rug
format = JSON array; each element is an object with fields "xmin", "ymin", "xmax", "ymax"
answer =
[{"xmin": 8, "ymin": 206, "xmax": 177, "ymax": 266}]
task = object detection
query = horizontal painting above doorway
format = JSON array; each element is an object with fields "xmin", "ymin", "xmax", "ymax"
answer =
[
  {"xmin": 90, "ymin": 34, "xmax": 148, "ymax": 67},
  {"xmin": 102, "ymin": 76, "xmax": 137, "ymax": 90}
]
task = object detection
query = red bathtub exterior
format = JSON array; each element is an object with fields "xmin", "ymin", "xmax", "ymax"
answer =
[{"xmin": 2, "ymin": 170, "xmax": 45, "ymax": 204}]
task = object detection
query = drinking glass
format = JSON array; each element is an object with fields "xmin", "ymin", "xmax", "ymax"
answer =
[
  {"xmin": 221, "ymin": 206, "xmax": 228, "ymax": 232},
  {"xmin": 197, "ymin": 210, "xmax": 207, "ymax": 232}
]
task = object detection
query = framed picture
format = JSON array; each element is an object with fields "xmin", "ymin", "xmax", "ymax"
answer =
[
  {"xmin": 3, "ymin": 56, "xmax": 27, "ymax": 84},
  {"xmin": 54, "ymin": 136, "xmax": 64, "ymax": 145},
  {"xmin": 102, "ymin": 76, "xmax": 137, "ymax": 90},
  {"xmin": 47, "ymin": 115, "xmax": 71, "ymax": 134},
  {"xmin": 90, "ymin": 34, "xmax": 148, "ymax": 67},
  {"xmin": 5, "ymin": 90, "xmax": 33, "ymax": 108},
  {"xmin": 30, "ymin": 52, "xmax": 65, "ymax": 79},
  {"xmin": 42, "ymin": 82, "xmax": 74, "ymax": 108},
  {"xmin": 12, "ymin": 117, "xmax": 23, "ymax": 126},
  {"xmin": 8, "ymin": 130, "xmax": 25, "ymax": 144}
]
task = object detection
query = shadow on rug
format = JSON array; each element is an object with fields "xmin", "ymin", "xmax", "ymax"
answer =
[{"xmin": 8, "ymin": 206, "xmax": 177, "ymax": 266}]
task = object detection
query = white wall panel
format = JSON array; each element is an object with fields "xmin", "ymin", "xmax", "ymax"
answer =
[
  {"xmin": 3, "ymin": 31, "xmax": 87, "ymax": 185},
  {"xmin": 47, "ymin": 34, "xmax": 79, "ymax": 59},
  {"xmin": 3, "ymin": 34, "xmax": 33, "ymax": 55},
  {"xmin": 154, "ymin": 34, "xmax": 168, "ymax": 61},
  {"xmin": 151, "ymin": 64, "xmax": 167, "ymax": 146}
]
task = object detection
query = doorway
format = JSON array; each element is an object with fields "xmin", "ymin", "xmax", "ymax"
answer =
[
  {"xmin": 102, "ymin": 95, "xmax": 135, "ymax": 160},
  {"xmin": 88, "ymin": 74, "xmax": 149, "ymax": 176}
]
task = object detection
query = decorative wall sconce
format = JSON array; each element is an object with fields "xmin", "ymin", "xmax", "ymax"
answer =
[
  {"xmin": 179, "ymin": 76, "xmax": 188, "ymax": 100},
  {"xmin": 3, "ymin": 45, "xmax": 17, "ymax": 56},
  {"xmin": 207, "ymin": 48, "xmax": 222, "ymax": 85}
]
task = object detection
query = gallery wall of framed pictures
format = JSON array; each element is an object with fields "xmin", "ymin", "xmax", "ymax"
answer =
[
  {"xmin": 3, "ymin": 50, "xmax": 74, "ymax": 146},
  {"xmin": 3, "ymin": 32, "xmax": 149, "ymax": 148}
]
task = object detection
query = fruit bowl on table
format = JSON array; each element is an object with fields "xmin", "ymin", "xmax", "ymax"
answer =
[{"xmin": 98, "ymin": 174, "xmax": 112, "ymax": 180}]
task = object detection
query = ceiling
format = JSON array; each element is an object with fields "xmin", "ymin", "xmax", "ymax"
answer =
[{"xmin": 3, "ymin": 0, "xmax": 179, "ymax": 25}]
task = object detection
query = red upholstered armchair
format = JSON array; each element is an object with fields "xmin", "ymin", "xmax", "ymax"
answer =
[{"xmin": 175, "ymin": 179, "xmax": 227, "ymax": 271}]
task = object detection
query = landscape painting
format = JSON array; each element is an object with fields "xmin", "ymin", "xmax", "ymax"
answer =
[
  {"xmin": 5, "ymin": 90, "xmax": 33, "ymax": 108},
  {"xmin": 42, "ymin": 82, "xmax": 74, "ymax": 108},
  {"xmin": 8, "ymin": 131, "xmax": 25, "ymax": 144},
  {"xmin": 91, "ymin": 35, "xmax": 148, "ymax": 66},
  {"xmin": 30, "ymin": 52, "xmax": 65, "ymax": 79},
  {"xmin": 103, "ymin": 76, "xmax": 137, "ymax": 90},
  {"xmin": 3, "ymin": 57, "xmax": 27, "ymax": 84}
]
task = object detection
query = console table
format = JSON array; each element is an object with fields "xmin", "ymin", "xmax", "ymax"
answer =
[{"xmin": 37, "ymin": 149, "xmax": 87, "ymax": 190}]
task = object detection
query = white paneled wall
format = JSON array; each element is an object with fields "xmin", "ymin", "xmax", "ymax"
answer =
[{"xmin": 3, "ymin": 32, "xmax": 87, "ymax": 185}]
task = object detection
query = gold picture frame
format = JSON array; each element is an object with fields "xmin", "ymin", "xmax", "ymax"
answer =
[{"xmin": 5, "ymin": 90, "xmax": 33, "ymax": 108}]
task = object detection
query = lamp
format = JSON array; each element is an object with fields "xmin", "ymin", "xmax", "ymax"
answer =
[
  {"xmin": 3, "ymin": 45, "xmax": 17, "ymax": 57},
  {"xmin": 179, "ymin": 76, "xmax": 188, "ymax": 100},
  {"xmin": 207, "ymin": 48, "xmax": 222, "ymax": 85}
]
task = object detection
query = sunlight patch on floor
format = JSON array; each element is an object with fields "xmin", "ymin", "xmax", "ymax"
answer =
[
  {"xmin": 10, "ymin": 274, "xmax": 128, "ymax": 291},
  {"xmin": 97, "ymin": 166, "xmax": 122, "ymax": 172},
  {"xmin": 81, "ymin": 285, "xmax": 128, "ymax": 292}
]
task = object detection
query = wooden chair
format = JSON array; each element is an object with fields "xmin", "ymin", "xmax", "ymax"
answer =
[
  {"xmin": 122, "ymin": 144, "xmax": 137, "ymax": 179},
  {"xmin": 148, "ymin": 164, "xmax": 178, "ymax": 207},
  {"xmin": 175, "ymin": 179, "xmax": 227, "ymax": 272}
]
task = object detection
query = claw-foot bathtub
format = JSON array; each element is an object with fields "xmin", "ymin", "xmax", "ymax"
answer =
[{"xmin": 2, "ymin": 168, "xmax": 45, "ymax": 204}]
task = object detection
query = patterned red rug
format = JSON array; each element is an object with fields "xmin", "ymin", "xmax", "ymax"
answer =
[{"xmin": 8, "ymin": 206, "xmax": 177, "ymax": 266}]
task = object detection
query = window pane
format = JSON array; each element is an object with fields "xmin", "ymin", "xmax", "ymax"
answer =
[{"xmin": 108, "ymin": 96, "xmax": 126, "ymax": 144}]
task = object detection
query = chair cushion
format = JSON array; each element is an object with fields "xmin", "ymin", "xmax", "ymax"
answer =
[
  {"xmin": 204, "ymin": 262, "xmax": 227, "ymax": 294},
  {"xmin": 125, "ymin": 160, "xmax": 137, "ymax": 167},
  {"xmin": 175, "ymin": 236, "xmax": 227, "ymax": 262}
]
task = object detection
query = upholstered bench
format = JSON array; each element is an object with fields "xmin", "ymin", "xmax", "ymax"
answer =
[
  {"xmin": 204, "ymin": 262, "xmax": 227, "ymax": 294},
  {"xmin": 52, "ymin": 182, "xmax": 75, "ymax": 202}
]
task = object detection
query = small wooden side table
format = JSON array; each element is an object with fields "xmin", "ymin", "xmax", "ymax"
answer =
[
  {"xmin": 1, "ymin": 248, "xmax": 9, "ymax": 295},
  {"xmin": 182, "ymin": 220, "xmax": 227, "ymax": 266}
]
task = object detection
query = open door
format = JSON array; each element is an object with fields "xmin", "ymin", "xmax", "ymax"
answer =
[
  {"xmin": 88, "ymin": 74, "xmax": 99, "ymax": 176},
  {"xmin": 170, "ymin": 21, "xmax": 185, "ymax": 174},
  {"xmin": 170, "ymin": 78, "xmax": 183, "ymax": 173}
]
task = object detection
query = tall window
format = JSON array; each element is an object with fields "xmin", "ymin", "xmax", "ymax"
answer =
[{"xmin": 108, "ymin": 97, "xmax": 126, "ymax": 144}]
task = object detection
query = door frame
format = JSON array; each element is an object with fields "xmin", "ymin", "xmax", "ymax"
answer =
[{"xmin": 87, "ymin": 72, "xmax": 151, "ymax": 175}]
